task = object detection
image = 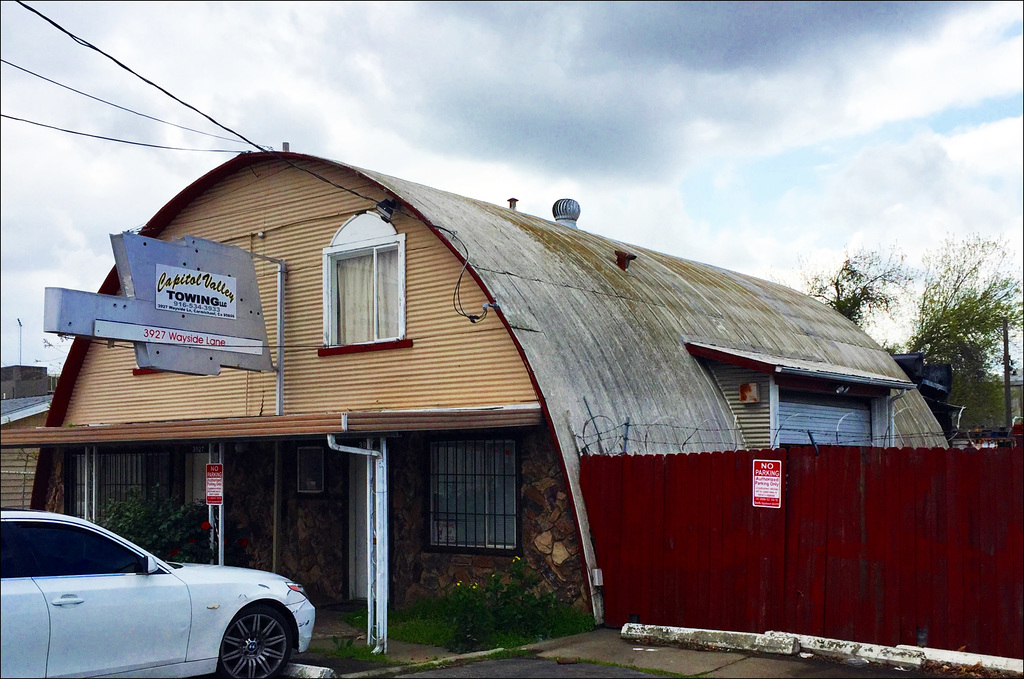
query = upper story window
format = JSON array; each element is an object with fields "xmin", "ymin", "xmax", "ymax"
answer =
[{"xmin": 323, "ymin": 213, "xmax": 406, "ymax": 347}]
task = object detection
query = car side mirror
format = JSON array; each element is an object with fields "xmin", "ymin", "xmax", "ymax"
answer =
[{"xmin": 144, "ymin": 555, "xmax": 162, "ymax": 575}]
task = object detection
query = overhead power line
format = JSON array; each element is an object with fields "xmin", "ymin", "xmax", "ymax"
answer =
[
  {"xmin": 1, "ymin": 114, "xmax": 241, "ymax": 152},
  {"xmin": 1, "ymin": 58, "xmax": 246, "ymax": 145},
  {"xmin": 15, "ymin": 0, "xmax": 266, "ymax": 153}
]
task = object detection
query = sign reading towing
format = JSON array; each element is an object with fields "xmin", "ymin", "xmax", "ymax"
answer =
[
  {"xmin": 156, "ymin": 265, "xmax": 237, "ymax": 319},
  {"xmin": 44, "ymin": 233, "xmax": 273, "ymax": 375}
]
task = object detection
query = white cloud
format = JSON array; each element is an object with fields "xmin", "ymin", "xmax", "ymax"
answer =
[
  {"xmin": 846, "ymin": 3, "xmax": 1023, "ymax": 128},
  {"xmin": 1, "ymin": 1, "xmax": 1021, "ymax": 369}
]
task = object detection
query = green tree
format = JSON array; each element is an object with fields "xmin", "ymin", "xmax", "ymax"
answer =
[
  {"xmin": 905, "ymin": 235, "xmax": 1022, "ymax": 428},
  {"xmin": 801, "ymin": 246, "xmax": 913, "ymax": 326}
]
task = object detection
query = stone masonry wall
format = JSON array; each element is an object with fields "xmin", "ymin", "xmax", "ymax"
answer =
[
  {"xmin": 389, "ymin": 426, "xmax": 588, "ymax": 611},
  {"xmin": 226, "ymin": 440, "xmax": 349, "ymax": 605}
]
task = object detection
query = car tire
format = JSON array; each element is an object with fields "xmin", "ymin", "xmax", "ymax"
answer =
[{"xmin": 217, "ymin": 604, "xmax": 293, "ymax": 678}]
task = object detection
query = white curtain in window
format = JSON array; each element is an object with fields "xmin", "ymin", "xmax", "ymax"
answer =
[
  {"xmin": 376, "ymin": 247, "xmax": 400, "ymax": 340},
  {"xmin": 337, "ymin": 254, "xmax": 373, "ymax": 344}
]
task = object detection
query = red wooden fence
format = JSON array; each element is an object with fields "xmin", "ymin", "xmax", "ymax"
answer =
[{"xmin": 580, "ymin": 446, "xmax": 1023, "ymax": 659}]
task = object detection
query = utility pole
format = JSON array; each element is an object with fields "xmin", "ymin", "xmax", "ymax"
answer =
[
  {"xmin": 1004, "ymin": 317, "xmax": 1011, "ymax": 431},
  {"xmin": 17, "ymin": 317, "xmax": 23, "ymax": 365}
]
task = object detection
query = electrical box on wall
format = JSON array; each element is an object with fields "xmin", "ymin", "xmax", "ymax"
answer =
[{"xmin": 738, "ymin": 383, "xmax": 760, "ymax": 403}]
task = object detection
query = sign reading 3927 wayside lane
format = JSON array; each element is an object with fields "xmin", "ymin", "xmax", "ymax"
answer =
[
  {"xmin": 752, "ymin": 459, "xmax": 783, "ymax": 509},
  {"xmin": 44, "ymin": 233, "xmax": 273, "ymax": 375},
  {"xmin": 156, "ymin": 265, "xmax": 237, "ymax": 319}
]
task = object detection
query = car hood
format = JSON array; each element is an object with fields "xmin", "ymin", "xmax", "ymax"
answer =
[{"xmin": 167, "ymin": 562, "xmax": 292, "ymax": 588}]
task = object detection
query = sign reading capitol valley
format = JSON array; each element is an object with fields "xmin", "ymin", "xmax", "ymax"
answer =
[
  {"xmin": 156, "ymin": 265, "xmax": 237, "ymax": 319},
  {"xmin": 44, "ymin": 233, "xmax": 273, "ymax": 376}
]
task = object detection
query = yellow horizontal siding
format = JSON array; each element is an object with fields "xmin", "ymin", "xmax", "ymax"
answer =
[{"xmin": 65, "ymin": 160, "xmax": 538, "ymax": 426}]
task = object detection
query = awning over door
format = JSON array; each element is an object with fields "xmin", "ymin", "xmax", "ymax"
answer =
[{"xmin": 684, "ymin": 342, "xmax": 914, "ymax": 390}]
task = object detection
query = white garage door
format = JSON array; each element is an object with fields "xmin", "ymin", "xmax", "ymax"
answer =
[{"xmin": 777, "ymin": 391, "xmax": 872, "ymax": 446}]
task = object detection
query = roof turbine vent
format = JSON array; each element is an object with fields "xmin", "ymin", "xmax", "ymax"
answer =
[{"xmin": 552, "ymin": 198, "xmax": 581, "ymax": 229}]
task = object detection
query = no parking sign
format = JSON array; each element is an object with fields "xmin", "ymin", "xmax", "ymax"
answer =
[
  {"xmin": 206, "ymin": 464, "xmax": 223, "ymax": 505},
  {"xmin": 752, "ymin": 459, "xmax": 783, "ymax": 509}
]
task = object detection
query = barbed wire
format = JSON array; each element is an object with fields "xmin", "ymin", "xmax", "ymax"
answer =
[{"xmin": 574, "ymin": 408, "xmax": 956, "ymax": 455}]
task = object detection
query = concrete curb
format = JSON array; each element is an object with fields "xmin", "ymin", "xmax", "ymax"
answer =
[
  {"xmin": 621, "ymin": 624, "xmax": 1024, "ymax": 676},
  {"xmin": 337, "ymin": 648, "xmax": 507, "ymax": 678},
  {"xmin": 896, "ymin": 644, "xmax": 1023, "ymax": 675},
  {"xmin": 283, "ymin": 663, "xmax": 339, "ymax": 678},
  {"xmin": 794, "ymin": 634, "xmax": 925, "ymax": 669},
  {"xmin": 621, "ymin": 623, "xmax": 798, "ymax": 655}
]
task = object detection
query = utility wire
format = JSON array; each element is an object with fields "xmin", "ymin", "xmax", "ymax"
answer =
[
  {"xmin": 1, "ymin": 58, "xmax": 245, "ymax": 144},
  {"xmin": 15, "ymin": 1, "xmax": 266, "ymax": 152},
  {"xmin": 1, "ymin": 114, "xmax": 240, "ymax": 152},
  {"xmin": 14, "ymin": 1, "xmax": 490, "ymax": 324}
]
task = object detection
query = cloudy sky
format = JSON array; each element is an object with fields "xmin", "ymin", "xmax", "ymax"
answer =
[{"xmin": 1, "ymin": 1, "xmax": 1021, "ymax": 372}]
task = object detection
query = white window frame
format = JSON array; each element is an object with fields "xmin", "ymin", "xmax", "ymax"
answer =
[{"xmin": 322, "ymin": 214, "xmax": 406, "ymax": 348}]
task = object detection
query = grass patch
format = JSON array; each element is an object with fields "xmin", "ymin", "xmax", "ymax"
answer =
[
  {"xmin": 344, "ymin": 604, "xmax": 456, "ymax": 648},
  {"xmin": 571, "ymin": 658, "xmax": 698, "ymax": 677},
  {"xmin": 342, "ymin": 565, "xmax": 596, "ymax": 654},
  {"xmin": 484, "ymin": 648, "xmax": 536, "ymax": 660},
  {"xmin": 325, "ymin": 636, "xmax": 399, "ymax": 663}
]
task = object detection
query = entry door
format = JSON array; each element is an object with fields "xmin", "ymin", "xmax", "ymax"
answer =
[
  {"xmin": 777, "ymin": 391, "xmax": 872, "ymax": 446},
  {"xmin": 349, "ymin": 455, "xmax": 368, "ymax": 599}
]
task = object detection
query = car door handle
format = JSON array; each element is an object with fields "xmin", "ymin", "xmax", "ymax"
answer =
[{"xmin": 51, "ymin": 595, "xmax": 85, "ymax": 607}]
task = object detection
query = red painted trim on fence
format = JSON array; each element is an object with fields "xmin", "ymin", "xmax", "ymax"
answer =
[
  {"xmin": 317, "ymin": 338, "xmax": 413, "ymax": 356},
  {"xmin": 580, "ymin": 446, "xmax": 1023, "ymax": 659}
]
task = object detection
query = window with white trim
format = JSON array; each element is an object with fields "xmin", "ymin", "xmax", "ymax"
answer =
[
  {"xmin": 323, "ymin": 213, "xmax": 406, "ymax": 347},
  {"xmin": 429, "ymin": 439, "xmax": 518, "ymax": 551}
]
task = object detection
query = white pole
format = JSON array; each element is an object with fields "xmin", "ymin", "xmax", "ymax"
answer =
[
  {"xmin": 218, "ymin": 442, "xmax": 225, "ymax": 567},
  {"xmin": 326, "ymin": 434, "xmax": 388, "ymax": 653}
]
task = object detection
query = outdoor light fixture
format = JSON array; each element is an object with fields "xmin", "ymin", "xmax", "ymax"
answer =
[
  {"xmin": 835, "ymin": 385, "xmax": 850, "ymax": 394},
  {"xmin": 375, "ymin": 199, "xmax": 397, "ymax": 223}
]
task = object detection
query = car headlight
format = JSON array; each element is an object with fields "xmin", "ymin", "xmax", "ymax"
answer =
[{"xmin": 286, "ymin": 582, "xmax": 307, "ymax": 597}]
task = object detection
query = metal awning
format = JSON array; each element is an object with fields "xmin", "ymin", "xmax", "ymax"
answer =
[
  {"xmin": 0, "ymin": 403, "xmax": 543, "ymax": 448},
  {"xmin": 685, "ymin": 342, "xmax": 914, "ymax": 390}
]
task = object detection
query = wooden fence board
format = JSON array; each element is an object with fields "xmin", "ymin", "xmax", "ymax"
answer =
[
  {"xmin": 943, "ymin": 447, "xmax": 966, "ymax": 653},
  {"xmin": 580, "ymin": 446, "xmax": 1023, "ymax": 658}
]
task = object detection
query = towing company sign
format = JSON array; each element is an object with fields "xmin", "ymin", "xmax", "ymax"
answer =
[
  {"xmin": 156, "ymin": 265, "xmax": 237, "ymax": 319},
  {"xmin": 44, "ymin": 233, "xmax": 273, "ymax": 375}
]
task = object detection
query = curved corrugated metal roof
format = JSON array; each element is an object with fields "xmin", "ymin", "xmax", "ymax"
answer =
[
  {"xmin": 44, "ymin": 150, "xmax": 945, "ymax": 458},
  {"xmin": 349, "ymin": 162, "xmax": 945, "ymax": 454}
]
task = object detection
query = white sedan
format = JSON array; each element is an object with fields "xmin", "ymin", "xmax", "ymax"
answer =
[{"xmin": 0, "ymin": 509, "xmax": 315, "ymax": 678}]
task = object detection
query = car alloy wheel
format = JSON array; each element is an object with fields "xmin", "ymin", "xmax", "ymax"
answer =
[{"xmin": 218, "ymin": 604, "xmax": 292, "ymax": 678}]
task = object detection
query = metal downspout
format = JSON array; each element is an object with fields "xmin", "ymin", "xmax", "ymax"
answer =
[{"xmin": 327, "ymin": 434, "xmax": 389, "ymax": 654}]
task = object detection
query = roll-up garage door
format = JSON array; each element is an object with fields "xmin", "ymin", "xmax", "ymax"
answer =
[{"xmin": 777, "ymin": 390, "xmax": 872, "ymax": 446}]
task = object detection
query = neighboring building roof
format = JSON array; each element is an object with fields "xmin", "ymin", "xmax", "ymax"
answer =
[{"xmin": 1, "ymin": 395, "xmax": 53, "ymax": 425}]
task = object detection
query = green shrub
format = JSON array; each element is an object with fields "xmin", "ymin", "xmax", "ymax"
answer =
[
  {"xmin": 446, "ymin": 556, "xmax": 593, "ymax": 653},
  {"xmin": 99, "ymin": 490, "xmax": 214, "ymax": 564},
  {"xmin": 344, "ymin": 557, "xmax": 594, "ymax": 654}
]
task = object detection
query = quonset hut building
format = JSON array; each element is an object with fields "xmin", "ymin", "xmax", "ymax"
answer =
[{"xmin": 6, "ymin": 152, "xmax": 945, "ymax": 619}]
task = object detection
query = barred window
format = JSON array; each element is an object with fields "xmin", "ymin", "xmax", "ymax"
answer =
[
  {"xmin": 66, "ymin": 450, "xmax": 172, "ymax": 520},
  {"xmin": 429, "ymin": 440, "xmax": 517, "ymax": 550}
]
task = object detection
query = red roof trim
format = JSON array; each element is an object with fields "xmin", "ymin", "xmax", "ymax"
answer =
[{"xmin": 685, "ymin": 342, "xmax": 777, "ymax": 374}]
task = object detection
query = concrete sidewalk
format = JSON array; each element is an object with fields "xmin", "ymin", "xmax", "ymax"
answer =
[{"xmin": 285, "ymin": 606, "xmax": 965, "ymax": 678}]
